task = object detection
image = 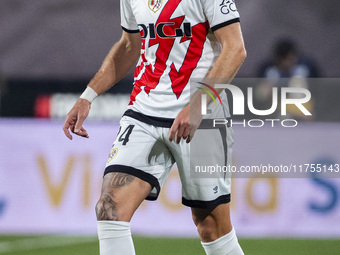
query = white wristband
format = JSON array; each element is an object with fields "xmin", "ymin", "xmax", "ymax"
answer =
[{"xmin": 80, "ymin": 87, "xmax": 98, "ymax": 103}]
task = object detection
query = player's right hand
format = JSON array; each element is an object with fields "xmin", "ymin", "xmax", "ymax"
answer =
[{"xmin": 62, "ymin": 98, "xmax": 91, "ymax": 140}]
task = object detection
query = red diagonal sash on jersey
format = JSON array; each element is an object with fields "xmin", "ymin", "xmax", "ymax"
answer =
[
  {"xmin": 169, "ymin": 21, "xmax": 209, "ymax": 98},
  {"xmin": 129, "ymin": 0, "xmax": 209, "ymax": 105}
]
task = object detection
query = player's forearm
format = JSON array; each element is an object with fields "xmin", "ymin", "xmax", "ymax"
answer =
[{"xmin": 87, "ymin": 36, "xmax": 141, "ymax": 95}]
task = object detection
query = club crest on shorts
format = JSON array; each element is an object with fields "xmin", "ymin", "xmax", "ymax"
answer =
[
  {"xmin": 107, "ymin": 148, "xmax": 118, "ymax": 163},
  {"xmin": 148, "ymin": 0, "xmax": 163, "ymax": 13}
]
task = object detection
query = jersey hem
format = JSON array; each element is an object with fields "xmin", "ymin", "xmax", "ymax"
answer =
[
  {"xmin": 123, "ymin": 109, "xmax": 174, "ymax": 128},
  {"xmin": 124, "ymin": 110, "xmax": 231, "ymax": 128},
  {"xmin": 104, "ymin": 164, "xmax": 160, "ymax": 201},
  {"xmin": 182, "ymin": 194, "xmax": 231, "ymax": 209},
  {"xmin": 211, "ymin": 18, "xmax": 240, "ymax": 32}
]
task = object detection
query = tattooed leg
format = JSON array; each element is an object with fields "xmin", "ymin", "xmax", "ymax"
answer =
[
  {"xmin": 96, "ymin": 192, "xmax": 119, "ymax": 220},
  {"xmin": 96, "ymin": 172, "xmax": 151, "ymax": 222},
  {"xmin": 110, "ymin": 173, "xmax": 135, "ymax": 188}
]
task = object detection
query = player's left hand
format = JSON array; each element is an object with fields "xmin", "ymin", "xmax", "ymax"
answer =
[{"xmin": 168, "ymin": 103, "xmax": 202, "ymax": 144}]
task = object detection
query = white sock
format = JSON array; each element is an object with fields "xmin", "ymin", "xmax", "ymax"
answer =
[
  {"xmin": 97, "ymin": 221, "xmax": 135, "ymax": 255},
  {"xmin": 201, "ymin": 228, "xmax": 244, "ymax": 255}
]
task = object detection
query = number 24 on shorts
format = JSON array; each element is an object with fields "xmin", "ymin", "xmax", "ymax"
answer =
[{"xmin": 118, "ymin": 125, "xmax": 135, "ymax": 145}]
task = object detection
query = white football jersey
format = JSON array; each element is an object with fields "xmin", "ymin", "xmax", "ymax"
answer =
[{"xmin": 121, "ymin": 0, "xmax": 240, "ymax": 118}]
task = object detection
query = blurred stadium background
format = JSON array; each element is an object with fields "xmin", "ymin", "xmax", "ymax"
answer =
[{"xmin": 0, "ymin": 0, "xmax": 340, "ymax": 254}]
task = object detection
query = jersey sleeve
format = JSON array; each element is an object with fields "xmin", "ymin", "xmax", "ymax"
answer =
[
  {"xmin": 120, "ymin": 0, "xmax": 139, "ymax": 33},
  {"xmin": 202, "ymin": 0, "xmax": 240, "ymax": 32}
]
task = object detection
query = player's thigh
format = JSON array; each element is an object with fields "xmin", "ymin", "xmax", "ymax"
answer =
[
  {"xmin": 171, "ymin": 126, "xmax": 234, "ymax": 207},
  {"xmin": 96, "ymin": 172, "xmax": 152, "ymax": 222}
]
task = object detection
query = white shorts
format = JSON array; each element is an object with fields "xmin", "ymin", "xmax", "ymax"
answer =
[{"xmin": 104, "ymin": 110, "xmax": 234, "ymax": 208}]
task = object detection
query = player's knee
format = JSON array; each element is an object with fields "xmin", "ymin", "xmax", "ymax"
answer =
[
  {"xmin": 95, "ymin": 194, "xmax": 119, "ymax": 221},
  {"xmin": 192, "ymin": 214, "xmax": 217, "ymax": 241}
]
